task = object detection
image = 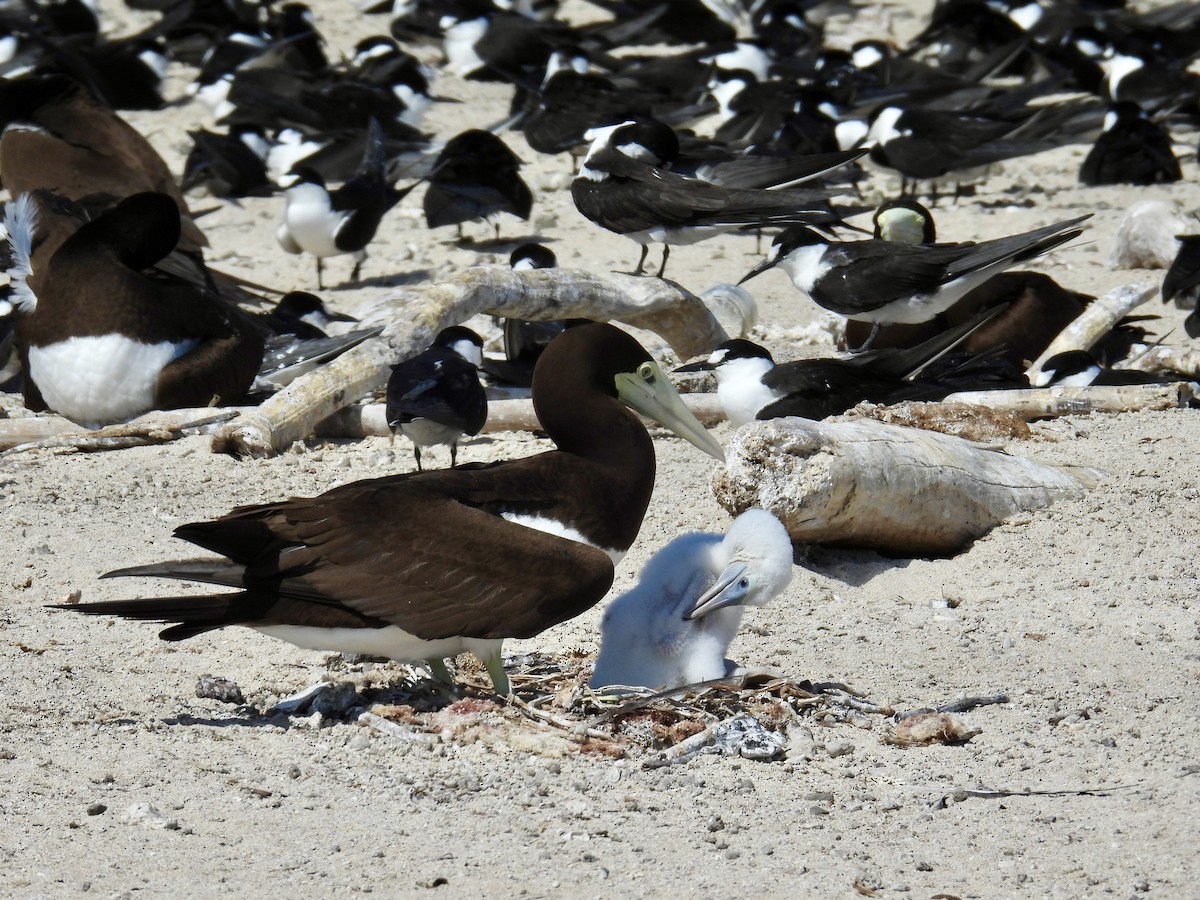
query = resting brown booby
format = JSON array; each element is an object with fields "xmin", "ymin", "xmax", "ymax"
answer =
[
  {"xmin": 6, "ymin": 191, "xmax": 266, "ymax": 427},
  {"xmin": 54, "ymin": 323, "xmax": 725, "ymax": 696},
  {"xmin": 0, "ymin": 75, "xmax": 208, "ymax": 251}
]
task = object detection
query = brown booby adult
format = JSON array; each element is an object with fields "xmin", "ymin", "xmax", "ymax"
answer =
[
  {"xmin": 5, "ymin": 192, "xmax": 265, "ymax": 426},
  {"xmin": 54, "ymin": 323, "xmax": 725, "ymax": 695}
]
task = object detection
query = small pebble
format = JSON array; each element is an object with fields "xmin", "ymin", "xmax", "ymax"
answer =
[
  {"xmin": 86, "ymin": 803, "xmax": 106, "ymax": 816},
  {"xmin": 825, "ymin": 741, "xmax": 854, "ymax": 758},
  {"xmin": 195, "ymin": 674, "xmax": 245, "ymax": 705}
]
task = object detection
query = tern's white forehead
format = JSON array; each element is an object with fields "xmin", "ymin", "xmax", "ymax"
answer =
[
  {"xmin": 449, "ymin": 338, "xmax": 483, "ymax": 368},
  {"xmin": 707, "ymin": 347, "xmax": 730, "ymax": 365}
]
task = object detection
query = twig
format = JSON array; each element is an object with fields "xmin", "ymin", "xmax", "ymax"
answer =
[
  {"xmin": 356, "ymin": 710, "xmax": 437, "ymax": 746},
  {"xmin": 896, "ymin": 693, "xmax": 1010, "ymax": 720},
  {"xmin": 0, "ymin": 412, "xmax": 238, "ymax": 457},
  {"xmin": 643, "ymin": 723, "xmax": 719, "ymax": 768},
  {"xmin": 316, "ymin": 393, "xmax": 727, "ymax": 440},
  {"xmin": 930, "ymin": 783, "xmax": 1136, "ymax": 809},
  {"xmin": 505, "ymin": 692, "xmax": 608, "ymax": 740}
]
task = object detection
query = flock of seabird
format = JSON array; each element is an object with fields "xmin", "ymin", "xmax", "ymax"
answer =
[{"xmin": 1, "ymin": 0, "xmax": 1198, "ymax": 696}]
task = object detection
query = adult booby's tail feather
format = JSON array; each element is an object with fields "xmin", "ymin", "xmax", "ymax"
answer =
[
  {"xmin": 46, "ymin": 592, "xmax": 249, "ymax": 641},
  {"xmin": 102, "ymin": 559, "xmax": 248, "ymax": 589}
]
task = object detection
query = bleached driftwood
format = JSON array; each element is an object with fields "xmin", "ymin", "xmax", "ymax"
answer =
[
  {"xmin": 0, "ymin": 391, "xmax": 726, "ymax": 455},
  {"xmin": 1113, "ymin": 345, "xmax": 1200, "ymax": 380},
  {"xmin": 316, "ymin": 394, "xmax": 728, "ymax": 440},
  {"xmin": 0, "ymin": 410, "xmax": 236, "ymax": 455},
  {"xmin": 941, "ymin": 383, "xmax": 1196, "ymax": 419},
  {"xmin": 711, "ymin": 418, "xmax": 1101, "ymax": 556},
  {"xmin": 210, "ymin": 267, "xmax": 728, "ymax": 457},
  {"xmin": 1025, "ymin": 281, "xmax": 1154, "ymax": 378}
]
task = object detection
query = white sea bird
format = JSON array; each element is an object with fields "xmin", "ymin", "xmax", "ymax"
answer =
[{"xmin": 591, "ymin": 509, "xmax": 794, "ymax": 692}]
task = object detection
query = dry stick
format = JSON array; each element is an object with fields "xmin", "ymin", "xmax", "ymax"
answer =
[
  {"xmin": 1114, "ymin": 344, "xmax": 1200, "ymax": 379},
  {"xmin": 356, "ymin": 710, "xmax": 437, "ymax": 746},
  {"xmin": 941, "ymin": 383, "xmax": 1197, "ymax": 419},
  {"xmin": 895, "ymin": 693, "xmax": 1010, "ymax": 720},
  {"xmin": 210, "ymin": 267, "xmax": 728, "ymax": 458},
  {"xmin": 0, "ymin": 393, "xmax": 725, "ymax": 454},
  {"xmin": 0, "ymin": 412, "xmax": 237, "ymax": 456},
  {"xmin": 316, "ymin": 393, "xmax": 728, "ymax": 440},
  {"xmin": 504, "ymin": 693, "xmax": 609, "ymax": 741},
  {"xmin": 1025, "ymin": 281, "xmax": 1155, "ymax": 377}
]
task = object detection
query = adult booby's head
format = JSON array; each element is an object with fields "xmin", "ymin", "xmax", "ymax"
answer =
[
  {"xmin": 56, "ymin": 323, "xmax": 724, "ymax": 697},
  {"xmin": 590, "ymin": 508, "xmax": 793, "ymax": 692}
]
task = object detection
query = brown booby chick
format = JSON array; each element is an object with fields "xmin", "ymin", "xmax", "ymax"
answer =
[{"xmin": 54, "ymin": 323, "xmax": 726, "ymax": 696}]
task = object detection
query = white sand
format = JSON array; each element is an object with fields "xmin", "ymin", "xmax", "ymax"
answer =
[{"xmin": 2, "ymin": 0, "xmax": 1199, "ymax": 895}]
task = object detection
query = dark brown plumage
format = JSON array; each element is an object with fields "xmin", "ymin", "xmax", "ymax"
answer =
[
  {"xmin": 53, "ymin": 323, "xmax": 724, "ymax": 694},
  {"xmin": 0, "ymin": 75, "xmax": 208, "ymax": 251},
  {"xmin": 16, "ymin": 192, "xmax": 264, "ymax": 423}
]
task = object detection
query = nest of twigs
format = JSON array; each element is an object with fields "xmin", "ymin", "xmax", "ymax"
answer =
[{"xmin": 271, "ymin": 651, "xmax": 1003, "ymax": 766}]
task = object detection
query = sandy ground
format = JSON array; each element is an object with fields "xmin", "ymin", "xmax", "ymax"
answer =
[{"xmin": 2, "ymin": 0, "xmax": 1200, "ymax": 897}]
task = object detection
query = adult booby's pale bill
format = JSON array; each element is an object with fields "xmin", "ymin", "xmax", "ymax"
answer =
[
  {"xmin": 54, "ymin": 323, "xmax": 725, "ymax": 697},
  {"xmin": 590, "ymin": 508, "xmax": 794, "ymax": 693}
]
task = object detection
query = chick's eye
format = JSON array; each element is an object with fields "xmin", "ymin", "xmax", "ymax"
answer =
[
  {"xmin": 638, "ymin": 362, "xmax": 656, "ymax": 383},
  {"xmin": 739, "ymin": 577, "xmax": 750, "ymax": 588}
]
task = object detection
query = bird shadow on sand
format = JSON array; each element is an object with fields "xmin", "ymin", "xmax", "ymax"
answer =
[
  {"xmin": 328, "ymin": 268, "xmax": 434, "ymax": 291},
  {"xmin": 797, "ymin": 546, "xmax": 916, "ymax": 587},
  {"xmin": 450, "ymin": 233, "xmax": 554, "ymax": 253},
  {"xmin": 160, "ymin": 710, "xmax": 298, "ymax": 730}
]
